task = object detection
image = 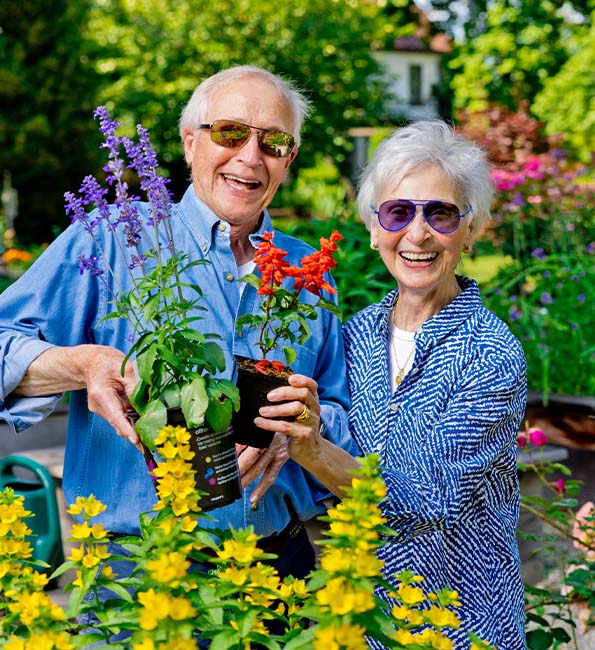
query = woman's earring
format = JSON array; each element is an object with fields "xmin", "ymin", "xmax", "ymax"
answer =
[{"xmin": 370, "ymin": 241, "xmax": 379, "ymax": 250}]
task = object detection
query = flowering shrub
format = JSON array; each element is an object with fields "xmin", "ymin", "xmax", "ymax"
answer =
[
  {"xmin": 64, "ymin": 107, "xmax": 239, "ymax": 446},
  {"xmin": 236, "ymin": 230, "xmax": 343, "ymax": 372},
  {"xmin": 0, "ymin": 431, "xmax": 493, "ymax": 650},
  {"xmin": 483, "ymin": 249, "xmax": 595, "ymax": 397},
  {"xmin": 517, "ymin": 425, "xmax": 595, "ymax": 649}
]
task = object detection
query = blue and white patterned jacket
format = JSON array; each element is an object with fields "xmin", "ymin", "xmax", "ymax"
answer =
[{"xmin": 343, "ymin": 276, "xmax": 527, "ymax": 650}]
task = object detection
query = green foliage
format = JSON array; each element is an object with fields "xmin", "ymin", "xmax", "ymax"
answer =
[
  {"xmin": 0, "ymin": 0, "xmax": 106, "ymax": 244},
  {"xmin": 483, "ymin": 253, "xmax": 595, "ymax": 398},
  {"xmin": 517, "ymin": 431, "xmax": 595, "ymax": 649},
  {"xmin": 87, "ymin": 0, "xmax": 390, "ymax": 199},
  {"xmin": 532, "ymin": 20, "xmax": 595, "ymax": 163}
]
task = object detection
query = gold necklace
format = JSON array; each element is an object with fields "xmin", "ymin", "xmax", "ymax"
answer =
[
  {"xmin": 392, "ymin": 298, "xmax": 415, "ymax": 386},
  {"xmin": 394, "ymin": 344, "xmax": 415, "ymax": 386}
]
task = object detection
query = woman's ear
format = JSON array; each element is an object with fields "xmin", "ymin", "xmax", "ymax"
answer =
[{"xmin": 370, "ymin": 222, "xmax": 379, "ymax": 250}]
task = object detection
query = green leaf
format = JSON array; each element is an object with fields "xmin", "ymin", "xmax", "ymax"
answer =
[
  {"xmin": 136, "ymin": 343, "xmax": 158, "ymax": 385},
  {"xmin": 181, "ymin": 377, "xmax": 208, "ymax": 428},
  {"xmin": 129, "ymin": 379, "xmax": 150, "ymax": 413},
  {"xmin": 205, "ymin": 395, "xmax": 232, "ymax": 433},
  {"xmin": 526, "ymin": 629, "xmax": 554, "ymax": 650},
  {"xmin": 283, "ymin": 346, "xmax": 297, "ymax": 367},
  {"xmin": 161, "ymin": 383, "xmax": 181, "ymax": 408},
  {"xmin": 135, "ymin": 400, "xmax": 168, "ymax": 450}
]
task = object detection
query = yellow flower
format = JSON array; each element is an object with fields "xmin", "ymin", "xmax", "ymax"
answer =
[
  {"xmin": 133, "ymin": 640, "xmax": 155, "ymax": 650},
  {"xmin": 397, "ymin": 582, "xmax": 425, "ymax": 606},
  {"xmin": 217, "ymin": 535, "xmax": 264, "ymax": 564},
  {"xmin": 394, "ymin": 629, "xmax": 415, "ymax": 645},
  {"xmin": 314, "ymin": 624, "xmax": 368, "ymax": 650},
  {"xmin": 70, "ymin": 521, "xmax": 108, "ymax": 540},
  {"xmin": 66, "ymin": 494, "xmax": 107, "ymax": 518},
  {"xmin": 138, "ymin": 589, "xmax": 172, "ymax": 630},
  {"xmin": 415, "ymin": 628, "xmax": 454, "ymax": 650},
  {"xmin": 424, "ymin": 605, "xmax": 461, "ymax": 629},
  {"xmin": 146, "ymin": 551, "xmax": 190, "ymax": 584},
  {"xmin": 219, "ymin": 565, "xmax": 249, "ymax": 586},
  {"xmin": 168, "ymin": 596, "xmax": 196, "ymax": 621},
  {"xmin": 316, "ymin": 577, "xmax": 375, "ymax": 615}
]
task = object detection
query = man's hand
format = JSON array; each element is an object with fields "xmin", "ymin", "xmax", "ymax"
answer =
[
  {"xmin": 15, "ymin": 344, "xmax": 141, "ymax": 449},
  {"xmin": 237, "ymin": 433, "xmax": 290, "ymax": 506}
]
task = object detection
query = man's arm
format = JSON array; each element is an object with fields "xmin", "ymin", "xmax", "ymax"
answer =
[{"xmin": 15, "ymin": 345, "xmax": 140, "ymax": 448}]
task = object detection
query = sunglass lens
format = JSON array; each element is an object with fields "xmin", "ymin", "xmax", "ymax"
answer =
[
  {"xmin": 425, "ymin": 201, "xmax": 460, "ymax": 233},
  {"xmin": 378, "ymin": 200, "xmax": 415, "ymax": 231},
  {"xmin": 260, "ymin": 131, "xmax": 295, "ymax": 158},
  {"xmin": 211, "ymin": 120, "xmax": 251, "ymax": 148}
]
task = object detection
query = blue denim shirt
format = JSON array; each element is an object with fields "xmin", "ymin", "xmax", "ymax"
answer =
[{"xmin": 0, "ymin": 186, "xmax": 355, "ymax": 535}]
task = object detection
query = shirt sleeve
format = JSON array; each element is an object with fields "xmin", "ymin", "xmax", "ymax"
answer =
[
  {"xmin": 378, "ymin": 336, "xmax": 527, "ymax": 540},
  {"xmin": 0, "ymin": 225, "xmax": 102, "ymax": 432}
]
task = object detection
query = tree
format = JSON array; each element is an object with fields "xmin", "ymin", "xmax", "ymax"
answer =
[
  {"xmin": 86, "ymin": 0, "xmax": 393, "ymax": 203},
  {"xmin": 532, "ymin": 17, "xmax": 595, "ymax": 162},
  {"xmin": 0, "ymin": 0, "xmax": 105, "ymax": 244}
]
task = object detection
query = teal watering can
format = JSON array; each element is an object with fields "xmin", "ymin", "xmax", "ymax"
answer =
[{"xmin": 0, "ymin": 455, "xmax": 65, "ymax": 579}]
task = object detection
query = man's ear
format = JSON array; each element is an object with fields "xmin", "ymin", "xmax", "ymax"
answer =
[
  {"xmin": 284, "ymin": 146, "xmax": 298, "ymax": 170},
  {"xmin": 182, "ymin": 128, "xmax": 196, "ymax": 166}
]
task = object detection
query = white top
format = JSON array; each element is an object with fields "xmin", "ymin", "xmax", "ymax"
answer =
[
  {"xmin": 389, "ymin": 322, "xmax": 416, "ymax": 394},
  {"xmin": 237, "ymin": 260, "xmax": 256, "ymax": 295}
]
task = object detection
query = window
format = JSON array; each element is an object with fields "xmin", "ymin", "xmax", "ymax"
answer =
[{"xmin": 409, "ymin": 65, "xmax": 422, "ymax": 105}]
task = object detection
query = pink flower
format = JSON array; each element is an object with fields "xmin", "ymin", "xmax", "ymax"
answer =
[
  {"xmin": 555, "ymin": 478, "xmax": 566, "ymax": 495},
  {"xmin": 528, "ymin": 427, "xmax": 547, "ymax": 446},
  {"xmin": 517, "ymin": 432, "xmax": 527, "ymax": 448}
]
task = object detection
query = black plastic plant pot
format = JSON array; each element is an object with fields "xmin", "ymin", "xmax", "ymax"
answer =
[{"xmin": 232, "ymin": 355, "xmax": 293, "ymax": 448}]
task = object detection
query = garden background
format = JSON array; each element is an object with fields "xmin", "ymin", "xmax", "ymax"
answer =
[{"xmin": 1, "ymin": 1, "xmax": 594, "ymax": 648}]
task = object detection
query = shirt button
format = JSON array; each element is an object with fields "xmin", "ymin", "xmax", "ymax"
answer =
[
  {"xmin": 389, "ymin": 403, "xmax": 398, "ymax": 412},
  {"xmin": 218, "ymin": 222, "xmax": 227, "ymax": 232},
  {"xmin": 201, "ymin": 244, "xmax": 207, "ymax": 252},
  {"xmin": 375, "ymin": 443, "xmax": 383, "ymax": 452},
  {"xmin": 225, "ymin": 272, "xmax": 234, "ymax": 282}
]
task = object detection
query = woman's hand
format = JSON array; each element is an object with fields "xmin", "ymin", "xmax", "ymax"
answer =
[{"xmin": 254, "ymin": 373, "xmax": 323, "ymax": 464}]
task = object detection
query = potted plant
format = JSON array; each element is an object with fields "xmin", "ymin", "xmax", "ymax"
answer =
[
  {"xmin": 65, "ymin": 107, "xmax": 241, "ymax": 510},
  {"xmin": 233, "ymin": 230, "xmax": 342, "ymax": 447}
]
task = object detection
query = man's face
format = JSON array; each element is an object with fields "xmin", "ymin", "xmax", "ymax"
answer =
[{"xmin": 182, "ymin": 76, "xmax": 297, "ymax": 228}]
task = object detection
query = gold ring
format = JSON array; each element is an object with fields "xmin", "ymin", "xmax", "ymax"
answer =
[{"xmin": 296, "ymin": 405, "xmax": 311, "ymax": 423}]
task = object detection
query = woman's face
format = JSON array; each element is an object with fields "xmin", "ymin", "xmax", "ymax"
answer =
[{"xmin": 372, "ymin": 163, "xmax": 473, "ymax": 300}]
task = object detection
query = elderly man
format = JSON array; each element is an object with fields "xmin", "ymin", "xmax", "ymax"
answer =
[{"xmin": 0, "ymin": 65, "xmax": 354, "ymax": 580}]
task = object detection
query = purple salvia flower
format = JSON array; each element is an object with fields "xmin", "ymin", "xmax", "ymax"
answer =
[
  {"xmin": 77, "ymin": 254, "xmax": 104, "ymax": 276},
  {"xmin": 578, "ymin": 294, "xmax": 585, "ymax": 303}
]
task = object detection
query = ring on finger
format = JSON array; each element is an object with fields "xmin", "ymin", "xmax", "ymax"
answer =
[{"xmin": 296, "ymin": 404, "xmax": 311, "ymax": 423}]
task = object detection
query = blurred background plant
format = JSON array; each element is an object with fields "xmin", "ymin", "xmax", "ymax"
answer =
[{"xmin": 517, "ymin": 425, "xmax": 595, "ymax": 649}]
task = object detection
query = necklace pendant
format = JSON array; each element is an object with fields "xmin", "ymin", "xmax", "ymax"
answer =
[{"xmin": 395, "ymin": 370, "xmax": 404, "ymax": 386}]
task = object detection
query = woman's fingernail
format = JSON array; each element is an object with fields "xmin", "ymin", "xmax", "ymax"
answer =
[{"xmin": 267, "ymin": 390, "xmax": 279, "ymax": 400}]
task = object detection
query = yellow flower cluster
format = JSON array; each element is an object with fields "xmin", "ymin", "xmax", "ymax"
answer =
[
  {"xmin": 313, "ymin": 623, "xmax": 367, "ymax": 650},
  {"xmin": 4, "ymin": 630, "xmax": 74, "ymax": 650},
  {"xmin": 386, "ymin": 572, "xmax": 464, "ymax": 650},
  {"xmin": 8, "ymin": 590, "xmax": 65, "ymax": 626},
  {"xmin": 137, "ymin": 588, "xmax": 196, "ymax": 631},
  {"xmin": 151, "ymin": 426, "xmax": 200, "ymax": 517},
  {"xmin": 0, "ymin": 490, "xmax": 34, "ymax": 567},
  {"xmin": 316, "ymin": 576, "xmax": 375, "ymax": 615}
]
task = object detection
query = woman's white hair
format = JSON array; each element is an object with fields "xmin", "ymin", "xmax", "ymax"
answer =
[
  {"xmin": 178, "ymin": 65, "xmax": 311, "ymax": 146},
  {"xmin": 357, "ymin": 120, "xmax": 494, "ymax": 240}
]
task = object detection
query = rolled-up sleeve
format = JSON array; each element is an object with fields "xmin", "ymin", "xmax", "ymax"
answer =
[{"xmin": 0, "ymin": 225, "xmax": 101, "ymax": 432}]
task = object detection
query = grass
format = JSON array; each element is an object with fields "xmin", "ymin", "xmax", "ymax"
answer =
[{"xmin": 462, "ymin": 253, "xmax": 513, "ymax": 286}]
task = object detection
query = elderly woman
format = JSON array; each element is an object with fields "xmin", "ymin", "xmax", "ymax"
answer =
[{"xmin": 257, "ymin": 120, "xmax": 527, "ymax": 649}]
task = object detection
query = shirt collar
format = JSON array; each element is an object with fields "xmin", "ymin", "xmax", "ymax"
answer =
[
  {"xmin": 178, "ymin": 185, "xmax": 274, "ymax": 255},
  {"xmin": 374, "ymin": 276, "xmax": 481, "ymax": 342}
]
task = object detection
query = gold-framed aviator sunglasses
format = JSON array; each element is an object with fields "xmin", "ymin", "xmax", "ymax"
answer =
[{"xmin": 198, "ymin": 119, "xmax": 295, "ymax": 158}]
